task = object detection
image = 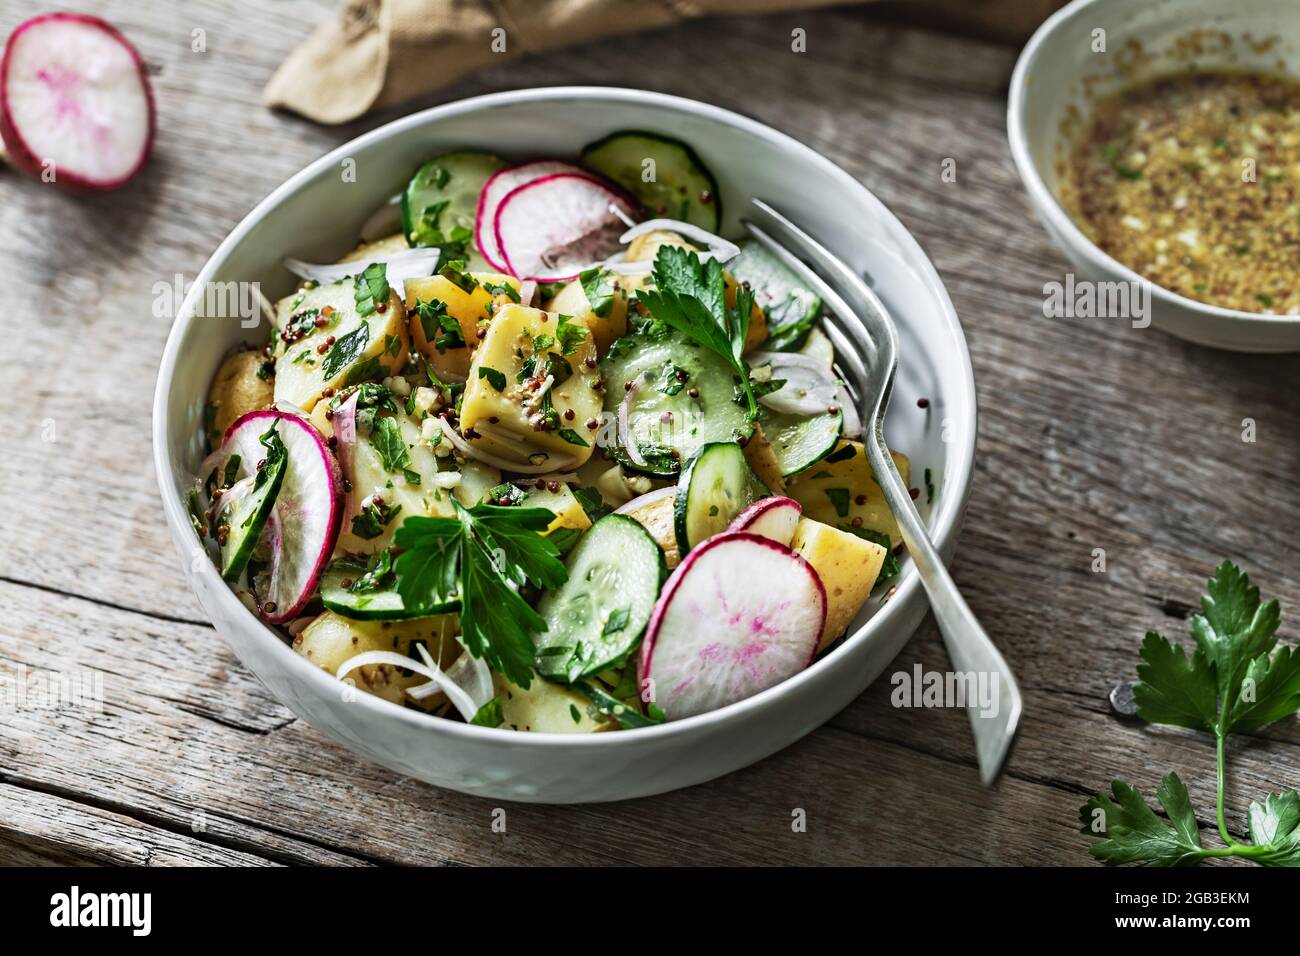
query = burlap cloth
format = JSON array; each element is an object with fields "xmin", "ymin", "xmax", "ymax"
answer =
[{"xmin": 264, "ymin": 0, "xmax": 1063, "ymax": 123}]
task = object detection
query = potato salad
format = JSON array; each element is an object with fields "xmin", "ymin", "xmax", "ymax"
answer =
[{"xmin": 189, "ymin": 132, "xmax": 911, "ymax": 733}]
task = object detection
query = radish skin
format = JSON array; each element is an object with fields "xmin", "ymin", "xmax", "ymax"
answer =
[
  {"xmin": 639, "ymin": 531, "xmax": 826, "ymax": 719},
  {"xmin": 0, "ymin": 13, "xmax": 155, "ymax": 190},
  {"xmin": 474, "ymin": 160, "xmax": 585, "ymax": 272},
  {"xmin": 493, "ymin": 172, "xmax": 638, "ymax": 281},
  {"xmin": 728, "ymin": 496, "xmax": 802, "ymax": 546},
  {"xmin": 222, "ymin": 409, "xmax": 343, "ymax": 624}
]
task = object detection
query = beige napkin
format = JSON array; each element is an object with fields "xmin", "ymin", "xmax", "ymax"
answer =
[{"xmin": 265, "ymin": 0, "xmax": 1062, "ymax": 124}]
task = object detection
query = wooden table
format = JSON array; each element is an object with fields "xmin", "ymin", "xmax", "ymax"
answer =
[{"xmin": 2, "ymin": 0, "xmax": 1297, "ymax": 867}]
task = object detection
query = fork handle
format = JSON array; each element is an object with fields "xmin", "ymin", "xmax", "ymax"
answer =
[{"xmin": 862, "ymin": 432, "xmax": 1022, "ymax": 785}]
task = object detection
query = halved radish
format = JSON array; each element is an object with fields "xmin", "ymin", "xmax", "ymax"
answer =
[
  {"xmin": 0, "ymin": 13, "xmax": 154, "ymax": 190},
  {"xmin": 475, "ymin": 160, "xmax": 585, "ymax": 272},
  {"xmin": 728, "ymin": 496, "xmax": 801, "ymax": 546},
  {"xmin": 494, "ymin": 173, "xmax": 638, "ymax": 282},
  {"xmin": 222, "ymin": 409, "xmax": 342, "ymax": 624},
  {"xmin": 639, "ymin": 531, "xmax": 826, "ymax": 720}
]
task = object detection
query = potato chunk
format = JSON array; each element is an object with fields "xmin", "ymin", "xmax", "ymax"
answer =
[
  {"xmin": 460, "ymin": 304, "xmax": 602, "ymax": 469},
  {"xmin": 404, "ymin": 271, "xmax": 520, "ymax": 381},
  {"xmin": 493, "ymin": 671, "xmax": 611, "ymax": 733},
  {"xmin": 790, "ymin": 517, "xmax": 887, "ymax": 650},
  {"xmin": 786, "ymin": 440, "xmax": 911, "ymax": 547},
  {"xmin": 293, "ymin": 612, "xmax": 460, "ymax": 709},
  {"xmin": 273, "ymin": 279, "xmax": 407, "ymax": 411},
  {"xmin": 335, "ymin": 406, "xmax": 456, "ymax": 556},
  {"xmin": 625, "ymin": 490, "xmax": 680, "ymax": 569},
  {"xmin": 546, "ymin": 277, "xmax": 629, "ymax": 357},
  {"xmin": 206, "ymin": 348, "xmax": 273, "ymax": 446}
]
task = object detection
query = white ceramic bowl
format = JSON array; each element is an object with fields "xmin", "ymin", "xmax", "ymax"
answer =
[
  {"xmin": 153, "ymin": 87, "xmax": 976, "ymax": 803},
  {"xmin": 1009, "ymin": 0, "xmax": 1300, "ymax": 352}
]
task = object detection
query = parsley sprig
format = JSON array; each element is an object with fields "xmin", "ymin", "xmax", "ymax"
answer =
[
  {"xmin": 393, "ymin": 502, "xmax": 567, "ymax": 688},
  {"xmin": 1081, "ymin": 562, "xmax": 1300, "ymax": 866},
  {"xmin": 636, "ymin": 246, "xmax": 758, "ymax": 417}
]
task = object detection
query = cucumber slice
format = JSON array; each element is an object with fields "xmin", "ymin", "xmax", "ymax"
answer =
[
  {"xmin": 573, "ymin": 680, "xmax": 662, "ymax": 729},
  {"xmin": 600, "ymin": 328, "xmax": 753, "ymax": 476},
  {"xmin": 534, "ymin": 514, "xmax": 667, "ymax": 683},
  {"xmin": 728, "ymin": 238, "xmax": 821, "ymax": 351},
  {"xmin": 219, "ymin": 425, "xmax": 288, "ymax": 580},
  {"xmin": 673, "ymin": 442, "xmax": 766, "ymax": 554},
  {"xmin": 402, "ymin": 150, "xmax": 505, "ymax": 252},
  {"xmin": 319, "ymin": 557, "xmax": 460, "ymax": 621},
  {"xmin": 757, "ymin": 406, "xmax": 843, "ymax": 477},
  {"xmin": 580, "ymin": 130, "xmax": 721, "ymax": 232}
]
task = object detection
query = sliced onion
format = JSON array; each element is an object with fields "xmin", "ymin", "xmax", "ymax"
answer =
[
  {"xmin": 212, "ymin": 475, "xmax": 255, "ymax": 522},
  {"xmin": 359, "ymin": 196, "xmax": 402, "ymax": 242},
  {"xmin": 407, "ymin": 642, "xmax": 493, "ymax": 721},
  {"xmin": 618, "ymin": 383, "xmax": 648, "ymax": 468},
  {"xmin": 613, "ymin": 485, "xmax": 675, "ymax": 516},
  {"xmin": 618, "ymin": 218, "xmax": 740, "ymax": 263},
  {"xmin": 283, "ymin": 248, "xmax": 439, "ymax": 297},
  {"xmin": 518, "ymin": 279, "xmax": 538, "ymax": 307},
  {"xmin": 836, "ymin": 384, "xmax": 863, "ymax": 438},
  {"xmin": 336, "ymin": 650, "xmax": 478, "ymax": 722},
  {"xmin": 433, "ymin": 418, "xmax": 577, "ymax": 475},
  {"xmin": 332, "ymin": 391, "xmax": 358, "ymax": 523}
]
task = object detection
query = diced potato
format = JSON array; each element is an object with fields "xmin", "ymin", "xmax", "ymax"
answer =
[
  {"xmin": 292, "ymin": 611, "xmax": 460, "ymax": 709},
  {"xmin": 404, "ymin": 272, "xmax": 520, "ymax": 381},
  {"xmin": 206, "ymin": 348, "xmax": 273, "ymax": 446},
  {"xmin": 743, "ymin": 424, "xmax": 785, "ymax": 494},
  {"xmin": 786, "ymin": 440, "xmax": 911, "ymax": 547},
  {"xmin": 493, "ymin": 671, "xmax": 611, "ymax": 733},
  {"xmin": 336, "ymin": 234, "xmax": 409, "ymax": 263},
  {"xmin": 451, "ymin": 457, "xmax": 502, "ymax": 508},
  {"xmin": 335, "ymin": 407, "xmax": 456, "ymax": 556},
  {"xmin": 626, "ymin": 491, "xmax": 680, "ymax": 569},
  {"xmin": 273, "ymin": 280, "xmax": 408, "ymax": 411},
  {"xmin": 460, "ymin": 303, "xmax": 602, "ymax": 469},
  {"xmin": 790, "ymin": 517, "xmax": 887, "ymax": 650},
  {"xmin": 521, "ymin": 484, "xmax": 593, "ymax": 540},
  {"xmin": 546, "ymin": 277, "xmax": 629, "ymax": 357}
]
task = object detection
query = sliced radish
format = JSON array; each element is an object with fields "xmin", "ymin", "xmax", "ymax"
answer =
[
  {"xmin": 494, "ymin": 173, "xmax": 638, "ymax": 282},
  {"xmin": 222, "ymin": 409, "xmax": 342, "ymax": 624},
  {"xmin": 0, "ymin": 13, "xmax": 154, "ymax": 190},
  {"xmin": 639, "ymin": 531, "xmax": 825, "ymax": 720},
  {"xmin": 728, "ymin": 496, "xmax": 802, "ymax": 546},
  {"xmin": 475, "ymin": 160, "xmax": 585, "ymax": 272}
]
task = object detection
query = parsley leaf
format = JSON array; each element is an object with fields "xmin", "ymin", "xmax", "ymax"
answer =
[
  {"xmin": 371, "ymin": 415, "xmax": 410, "ymax": 474},
  {"xmin": 416, "ymin": 297, "xmax": 465, "ymax": 351},
  {"xmin": 393, "ymin": 502, "xmax": 566, "ymax": 688},
  {"xmin": 322, "ymin": 323, "xmax": 370, "ymax": 380},
  {"xmin": 354, "ymin": 262, "xmax": 389, "ymax": 317},
  {"xmin": 637, "ymin": 246, "xmax": 757, "ymax": 417},
  {"xmin": 1248, "ymin": 792, "xmax": 1300, "ymax": 866},
  {"xmin": 555, "ymin": 313, "xmax": 588, "ymax": 356},
  {"xmin": 1082, "ymin": 562, "xmax": 1300, "ymax": 867},
  {"xmin": 477, "ymin": 366, "xmax": 506, "ymax": 391},
  {"xmin": 1080, "ymin": 773, "xmax": 1206, "ymax": 867},
  {"xmin": 579, "ymin": 266, "xmax": 617, "ymax": 317}
]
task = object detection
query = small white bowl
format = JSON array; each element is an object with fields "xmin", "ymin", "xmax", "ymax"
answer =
[
  {"xmin": 1009, "ymin": 0, "xmax": 1300, "ymax": 352},
  {"xmin": 153, "ymin": 87, "xmax": 976, "ymax": 803}
]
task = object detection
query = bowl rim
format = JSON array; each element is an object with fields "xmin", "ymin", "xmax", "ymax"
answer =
[
  {"xmin": 153, "ymin": 85, "xmax": 977, "ymax": 749},
  {"xmin": 1006, "ymin": 0, "xmax": 1300, "ymax": 328}
]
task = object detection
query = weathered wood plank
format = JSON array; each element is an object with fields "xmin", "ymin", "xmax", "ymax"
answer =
[{"xmin": 0, "ymin": 783, "xmax": 280, "ymax": 866}]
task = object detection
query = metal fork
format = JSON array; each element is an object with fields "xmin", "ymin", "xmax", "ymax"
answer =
[{"xmin": 743, "ymin": 199, "xmax": 1021, "ymax": 786}]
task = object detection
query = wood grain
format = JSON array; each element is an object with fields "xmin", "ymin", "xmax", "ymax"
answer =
[{"xmin": 1, "ymin": 0, "xmax": 1297, "ymax": 866}]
